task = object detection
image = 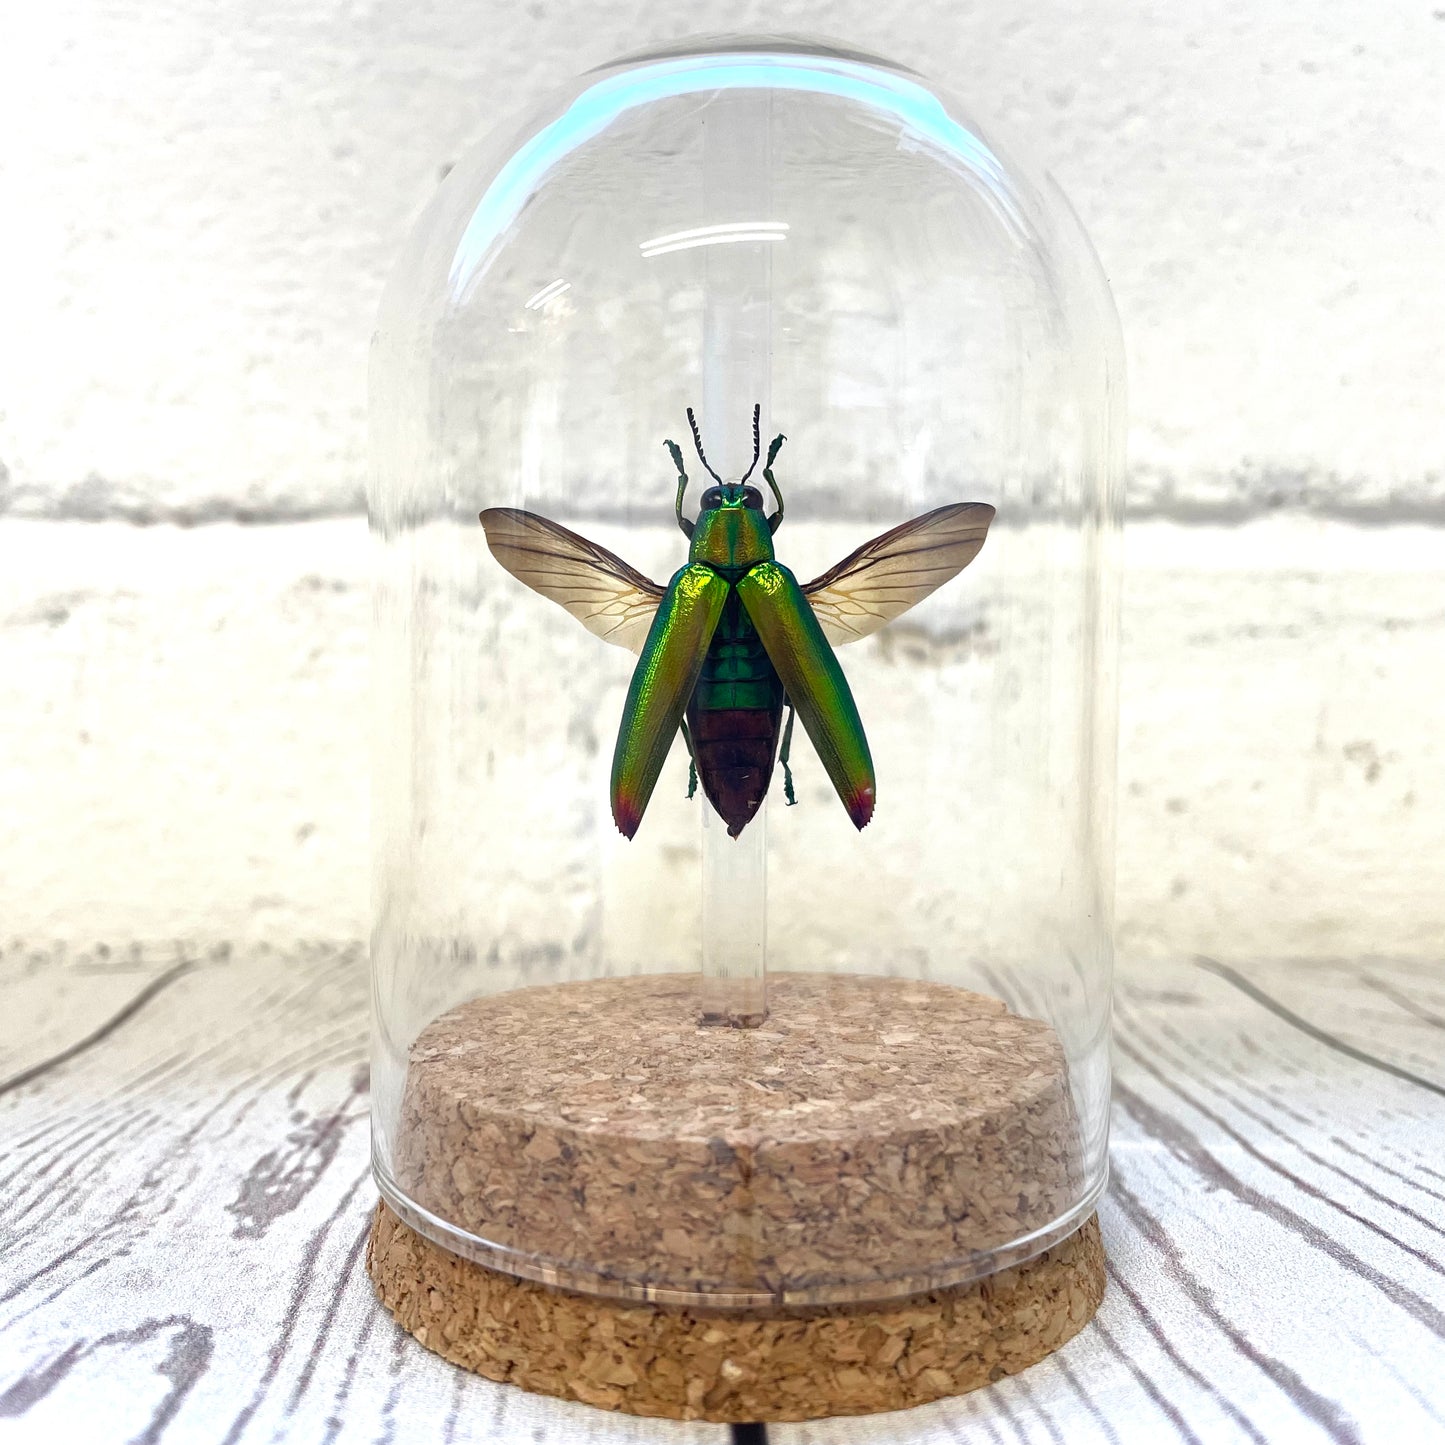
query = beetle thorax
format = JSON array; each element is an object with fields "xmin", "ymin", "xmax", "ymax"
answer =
[{"xmin": 689, "ymin": 498, "xmax": 774, "ymax": 577}]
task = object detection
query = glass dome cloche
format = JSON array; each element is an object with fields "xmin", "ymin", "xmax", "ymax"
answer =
[{"xmin": 367, "ymin": 32, "xmax": 1123, "ymax": 1421}]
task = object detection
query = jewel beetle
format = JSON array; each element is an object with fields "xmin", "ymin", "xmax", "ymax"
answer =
[{"xmin": 481, "ymin": 406, "xmax": 994, "ymax": 840}]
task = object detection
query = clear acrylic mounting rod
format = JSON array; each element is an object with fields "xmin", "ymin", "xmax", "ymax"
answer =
[
  {"xmin": 700, "ymin": 798, "xmax": 767, "ymax": 1026},
  {"xmin": 698, "ymin": 89, "xmax": 774, "ymax": 1029}
]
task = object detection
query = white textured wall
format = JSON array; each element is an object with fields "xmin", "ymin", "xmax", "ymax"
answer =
[
  {"xmin": 3, "ymin": 1, "xmax": 1442, "ymax": 959},
  {"xmin": 4, "ymin": 1, "xmax": 1442, "ymax": 521}
]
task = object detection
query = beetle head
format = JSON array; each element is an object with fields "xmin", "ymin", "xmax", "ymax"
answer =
[
  {"xmin": 678, "ymin": 404, "xmax": 779, "ymax": 537},
  {"xmin": 700, "ymin": 483, "xmax": 766, "ymax": 512}
]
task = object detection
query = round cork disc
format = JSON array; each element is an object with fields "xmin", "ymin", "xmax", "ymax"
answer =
[
  {"xmin": 367, "ymin": 1202, "xmax": 1104, "ymax": 1421},
  {"xmin": 392, "ymin": 972, "xmax": 1083, "ymax": 1306}
]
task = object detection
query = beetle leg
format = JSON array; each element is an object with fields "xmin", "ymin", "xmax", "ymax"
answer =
[
  {"xmin": 779, "ymin": 699, "xmax": 797, "ymax": 806},
  {"xmin": 679, "ymin": 717, "xmax": 698, "ymax": 800},
  {"xmin": 763, "ymin": 433, "xmax": 786, "ymax": 534},
  {"xmin": 665, "ymin": 439, "xmax": 694, "ymax": 539}
]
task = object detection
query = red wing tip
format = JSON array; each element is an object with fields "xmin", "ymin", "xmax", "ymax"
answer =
[
  {"xmin": 613, "ymin": 798, "xmax": 643, "ymax": 840},
  {"xmin": 848, "ymin": 786, "xmax": 875, "ymax": 831}
]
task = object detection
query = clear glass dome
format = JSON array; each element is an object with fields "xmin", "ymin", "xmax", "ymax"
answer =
[{"xmin": 370, "ymin": 35, "xmax": 1124, "ymax": 1308}]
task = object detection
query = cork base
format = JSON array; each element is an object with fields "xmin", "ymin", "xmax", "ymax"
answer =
[
  {"xmin": 367, "ymin": 1202, "xmax": 1105, "ymax": 1422},
  {"xmin": 394, "ymin": 972, "xmax": 1082, "ymax": 1305}
]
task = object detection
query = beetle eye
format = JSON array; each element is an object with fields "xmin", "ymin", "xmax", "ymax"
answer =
[
  {"xmin": 741, "ymin": 487, "xmax": 764, "ymax": 509},
  {"xmin": 700, "ymin": 486, "xmax": 724, "ymax": 510}
]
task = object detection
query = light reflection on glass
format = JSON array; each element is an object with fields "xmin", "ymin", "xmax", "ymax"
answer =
[
  {"xmin": 640, "ymin": 222, "xmax": 789, "ymax": 259},
  {"xmin": 523, "ymin": 279, "xmax": 571, "ymax": 310},
  {"xmin": 449, "ymin": 52, "xmax": 1020, "ymax": 302}
]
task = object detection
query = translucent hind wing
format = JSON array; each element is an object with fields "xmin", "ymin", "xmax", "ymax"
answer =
[
  {"xmin": 802, "ymin": 502, "xmax": 996, "ymax": 646},
  {"xmin": 480, "ymin": 507, "xmax": 665, "ymax": 655}
]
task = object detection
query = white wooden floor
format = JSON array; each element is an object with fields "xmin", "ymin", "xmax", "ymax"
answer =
[{"xmin": 1, "ymin": 946, "xmax": 1442, "ymax": 1444}]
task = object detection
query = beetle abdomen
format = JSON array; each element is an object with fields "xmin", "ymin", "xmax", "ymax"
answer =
[
  {"xmin": 684, "ymin": 593, "xmax": 781, "ymax": 836},
  {"xmin": 687, "ymin": 703, "xmax": 782, "ymax": 838}
]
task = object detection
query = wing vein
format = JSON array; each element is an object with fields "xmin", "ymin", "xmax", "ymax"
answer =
[
  {"xmin": 479, "ymin": 508, "xmax": 665, "ymax": 654},
  {"xmin": 802, "ymin": 502, "xmax": 995, "ymax": 646}
]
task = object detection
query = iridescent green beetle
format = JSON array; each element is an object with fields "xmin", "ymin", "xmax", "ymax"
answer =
[{"xmin": 481, "ymin": 407, "xmax": 994, "ymax": 840}]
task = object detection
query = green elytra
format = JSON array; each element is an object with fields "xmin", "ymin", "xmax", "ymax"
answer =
[
  {"xmin": 611, "ymin": 409, "xmax": 875, "ymax": 840},
  {"xmin": 479, "ymin": 407, "xmax": 995, "ymax": 841}
]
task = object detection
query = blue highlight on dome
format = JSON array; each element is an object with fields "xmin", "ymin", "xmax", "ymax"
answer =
[{"xmin": 447, "ymin": 51, "xmax": 1024, "ymax": 302}]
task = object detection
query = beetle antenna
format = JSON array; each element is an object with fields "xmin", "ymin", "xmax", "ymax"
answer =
[
  {"xmin": 739, "ymin": 403, "xmax": 762, "ymax": 484},
  {"xmin": 686, "ymin": 407, "xmax": 723, "ymax": 484}
]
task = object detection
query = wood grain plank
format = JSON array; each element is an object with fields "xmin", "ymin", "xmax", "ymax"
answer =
[
  {"xmin": 771, "ymin": 957, "xmax": 1445, "ymax": 1445},
  {"xmin": 0, "ymin": 945, "xmax": 725, "ymax": 1444},
  {"xmin": 3, "ymin": 948, "xmax": 1443, "ymax": 1444},
  {"xmin": 1194, "ymin": 957, "xmax": 1445, "ymax": 1097}
]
